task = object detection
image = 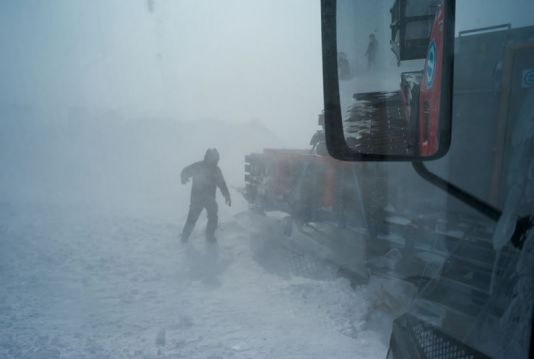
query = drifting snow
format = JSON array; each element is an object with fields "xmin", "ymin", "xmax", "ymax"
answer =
[
  {"xmin": 0, "ymin": 203, "xmax": 389, "ymax": 358},
  {"xmin": 0, "ymin": 111, "xmax": 396, "ymax": 358}
]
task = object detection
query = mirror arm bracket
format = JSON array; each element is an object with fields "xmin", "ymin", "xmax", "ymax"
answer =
[{"xmin": 412, "ymin": 161, "xmax": 501, "ymax": 222}]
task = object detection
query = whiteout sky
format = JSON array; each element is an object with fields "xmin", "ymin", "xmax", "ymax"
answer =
[
  {"xmin": 1, "ymin": 0, "xmax": 532, "ymax": 145},
  {"xmin": 0, "ymin": 0, "xmax": 323, "ymax": 146}
]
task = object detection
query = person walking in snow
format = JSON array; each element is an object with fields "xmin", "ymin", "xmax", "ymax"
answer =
[
  {"xmin": 180, "ymin": 148, "xmax": 231, "ymax": 242},
  {"xmin": 365, "ymin": 33, "xmax": 378, "ymax": 69}
]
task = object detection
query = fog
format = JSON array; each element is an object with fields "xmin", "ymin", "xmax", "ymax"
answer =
[
  {"xmin": 1, "ymin": 1, "xmax": 532, "ymax": 358},
  {"xmin": 0, "ymin": 0, "xmax": 326, "ymax": 221},
  {"xmin": 0, "ymin": 2, "xmax": 390, "ymax": 358},
  {"xmin": 0, "ymin": 0, "xmax": 323, "ymax": 146}
]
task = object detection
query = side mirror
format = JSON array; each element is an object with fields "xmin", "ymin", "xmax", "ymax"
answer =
[{"xmin": 321, "ymin": 0, "xmax": 455, "ymax": 161}]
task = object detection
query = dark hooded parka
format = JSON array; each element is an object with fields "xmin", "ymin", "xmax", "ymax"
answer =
[{"xmin": 180, "ymin": 149, "xmax": 231, "ymax": 241}]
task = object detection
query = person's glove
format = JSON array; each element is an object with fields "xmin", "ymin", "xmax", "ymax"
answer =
[{"xmin": 225, "ymin": 197, "xmax": 232, "ymax": 207}]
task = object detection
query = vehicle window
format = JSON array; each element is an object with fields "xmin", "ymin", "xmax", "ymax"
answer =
[{"xmin": 331, "ymin": 0, "xmax": 534, "ymax": 357}]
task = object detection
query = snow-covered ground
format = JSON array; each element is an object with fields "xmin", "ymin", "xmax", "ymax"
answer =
[
  {"xmin": 0, "ymin": 201, "xmax": 389, "ymax": 359},
  {"xmin": 0, "ymin": 114, "xmax": 398, "ymax": 358}
]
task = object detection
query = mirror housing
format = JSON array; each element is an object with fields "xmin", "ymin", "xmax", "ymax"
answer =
[{"xmin": 321, "ymin": 0, "xmax": 455, "ymax": 161}]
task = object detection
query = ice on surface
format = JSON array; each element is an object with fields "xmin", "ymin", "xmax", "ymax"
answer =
[
  {"xmin": 0, "ymin": 204, "xmax": 391, "ymax": 358},
  {"xmin": 385, "ymin": 216, "xmax": 412, "ymax": 226},
  {"xmin": 434, "ymin": 227, "xmax": 465, "ymax": 239},
  {"xmin": 476, "ymin": 88, "xmax": 534, "ymax": 358},
  {"xmin": 377, "ymin": 232, "xmax": 406, "ymax": 246}
]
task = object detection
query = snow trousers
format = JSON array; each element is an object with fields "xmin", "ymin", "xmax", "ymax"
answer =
[{"xmin": 181, "ymin": 198, "xmax": 218, "ymax": 241}]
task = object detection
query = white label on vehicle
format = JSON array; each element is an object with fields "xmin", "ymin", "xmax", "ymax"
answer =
[{"xmin": 522, "ymin": 69, "xmax": 534, "ymax": 88}]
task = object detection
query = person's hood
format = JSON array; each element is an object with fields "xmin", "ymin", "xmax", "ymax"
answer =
[{"xmin": 204, "ymin": 148, "xmax": 220, "ymax": 166}]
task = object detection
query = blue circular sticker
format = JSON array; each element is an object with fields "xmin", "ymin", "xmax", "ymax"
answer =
[{"xmin": 426, "ymin": 41, "xmax": 436, "ymax": 89}]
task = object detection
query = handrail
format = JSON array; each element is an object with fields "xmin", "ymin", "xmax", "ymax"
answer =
[{"xmin": 412, "ymin": 162, "xmax": 501, "ymax": 221}]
